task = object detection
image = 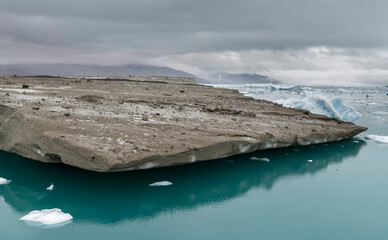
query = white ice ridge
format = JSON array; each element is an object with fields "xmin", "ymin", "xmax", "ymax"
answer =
[
  {"xmin": 250, "ymin": 157, "xmax": 270, "ymax": 162},
  {"xmin": 149, "ymin": 181, "xmax": 173, "ymax": 186},
  {"xmin": 19, "ymin": 209, "xmax": 73, "ymax": 225},
  {"xmin": 276, "ymin": 90, "xmax": 362, "ymax": 122},
  {"xmin": 46, "ymin": 183, "xmax": 54, "ymax": 191},
  {"xmin": 0, "ymin": 177, "xmax": 11, "ymax": 185},
  {"xmin": 365, "ymin": 135, "xmax": 388, "ymax": 144}
]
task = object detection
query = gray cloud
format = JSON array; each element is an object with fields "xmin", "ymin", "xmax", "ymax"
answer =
[{"xmin": 1, "ymin": 0, "xmax": 388, "ymax": 84}]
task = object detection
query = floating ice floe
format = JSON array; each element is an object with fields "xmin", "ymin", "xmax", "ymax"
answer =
[
  {"xmin": 46, "ymin": 183, "xmax": 54, "ymax": 191},
  {"xmin": 250, "ymin": 157, "xmax": 270, "ymax": 162},
  {"xmin": 0, "ymin": 177, "xmax": 11, "ymax": 185},
  {"xmin": 372, "ymin": 111, "xmax": 388, "ymax": 115},
  {"xmin": 149, "ymin": 181, "xmax": 173, "ymax": 186},
  {"xmin": 276, "ymin": 90, "xmax": 362, "ymax": 122},
  {"xmin": 19, "ymin": 209, "xmax": 73, "ymax": 227},
  {"xmin": 365, "ymin": 135, "xmax": 388, "ymax": 144},
  {"xmin": 308, "ymin": 160, "xmax": 313, "ymax": 163}
]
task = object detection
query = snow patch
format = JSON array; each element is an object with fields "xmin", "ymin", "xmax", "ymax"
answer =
[
  {"xmin": 19, "ymin": 209, "xmax": 73, "ymax": 226},
  {"xmin": 276, "ymin": 90, "xmax": 362, "ymax": 122},
  {"xmin": 149, "ymin": 181, "xmax": 172, "ymax": 186}
]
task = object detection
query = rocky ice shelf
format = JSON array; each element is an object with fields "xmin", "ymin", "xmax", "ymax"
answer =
[{"xmin": 0, "ymin": 76, "xmax": 367, "ymax": 172}]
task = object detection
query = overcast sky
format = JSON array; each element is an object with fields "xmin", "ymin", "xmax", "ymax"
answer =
[{"xmin": 1, "ymin": 0, "xmax": 388, "ymax": 85}]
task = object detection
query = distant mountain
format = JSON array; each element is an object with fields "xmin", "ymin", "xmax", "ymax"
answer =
[
  {"xmin": 0, "ymin": 64, "xmax": 210, "ymax": 84},
  {"xmin": 207, "ymin": 72, "xmax": 280, "ymax": 84}
]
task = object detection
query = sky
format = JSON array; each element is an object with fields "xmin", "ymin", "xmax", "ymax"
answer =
[{"xmin": 1, "ymin": 0, "xmax": 388, "ymax": 85}]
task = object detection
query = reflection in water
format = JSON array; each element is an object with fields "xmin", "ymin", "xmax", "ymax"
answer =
[{"xmin": 0, "ymin": 139, "xmax": 365, "ymax": 224}]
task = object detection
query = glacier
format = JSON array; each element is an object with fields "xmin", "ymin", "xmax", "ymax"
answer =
[{"xmin": 276, "ymin": 90, "xmax": 362, "ymax": 122}]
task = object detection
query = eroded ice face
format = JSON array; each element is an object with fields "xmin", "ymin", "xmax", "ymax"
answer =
[{"xmin": 276, "ymin": 91, "xmax": 362, "ymax": 122}]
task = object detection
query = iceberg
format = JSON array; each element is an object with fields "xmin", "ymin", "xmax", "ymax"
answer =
[
  {"xmin": 250, "ymin": 157, "xmax": 270, "ymax": 162},
  {"xmin": 276, "ymin": 90, "xmax": 362, "ymax": 122},
  {"xmin": 149, "ymin": 181, "xmax": 173, "ymax": 186},
  {"xmin": 0, "ymin": 177, "xmax": 11, "ymax": 185},
  {"xmin": 365, "ymin": 135, "xmax": 388, "ymax": 144},
  {"xmin": 19, "ymin": 208, "xmax": 73, "ymax": 226},
  {"xmin": 46, "ymin": 183, "xmax": 54, "ymax": 191}
]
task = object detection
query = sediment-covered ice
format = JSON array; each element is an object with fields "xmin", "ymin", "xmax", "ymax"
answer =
[
  {"xmin": 149, "ymin": 181, "xmax": 173, "ymax": 186},
  {"xmin": 19, "ymin": 208, "xmax": 73, "ymax": 226},
  {"xmin": 0, "ymin": 177, "xmax": 11, "ymax": 185},
  {"xmin": 276, "ymin": 90, "xmax": 362, "ymax": 122},
  {"xmin": 365, "ymin": 135, "xmax": 388, "ymax": 144}
]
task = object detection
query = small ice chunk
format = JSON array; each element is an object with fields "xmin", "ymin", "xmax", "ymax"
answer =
[
  {"xmin": 351, "ymin": 140, "xmax": 359, "ymax": 143},
  {"xmin": 19, "ymin": 209, "xmax": 73, "ymax": 226},
  {"xmin": 250, "ymin": 157, "xmax": 270, "ymax": 162},
  {"xmin": 365, "ymin": 135, "xmax": 388, "ymax": 144},
  {"xmin": 46, "ymin": 183, "xmax": 54, "ymax": 191},
  {"xmin": 149, "ymin": 181, "xmax": 172, "ymax": 186},
  {"xmin": 0, "ymin": 177, "xmax": 11, "ymax": 185},
  {"xmin": 307, "ymin": 160, "xmax": 313, "ymax": 163}
]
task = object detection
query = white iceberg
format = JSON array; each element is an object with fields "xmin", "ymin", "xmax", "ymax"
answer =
[
  {"xmin": 149, "ymin": 181, "xmax": 173, "ymax": 186},
  {"xmin": 276, "ymin": 90, "xmax": 362, "ymax": 122},
  {"xmin": 250, "ymin": 157, "xmax": 270, "ymax": 162},
  {"xmin": 46, "ymin": 183, "xmax": 54, "ymax": 191},
  {"xmin": 0, "ymin": 177, "xmax": 11, "ymax": 185},
  {"xmin": 307, "ymin": 160, "xmax": 313, "ymax": 163},
  {"xmin": 19, "ymin": 209, "xmax": 73, "ymax": 226},
  {"xmin": 365, "ymin": 135, "xmax": 388, "ymax": 144}
]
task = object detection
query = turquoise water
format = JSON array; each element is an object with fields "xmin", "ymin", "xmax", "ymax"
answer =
[{"xmin": 1, "ymin": 86, "xmax": 388, "ymax": 239}]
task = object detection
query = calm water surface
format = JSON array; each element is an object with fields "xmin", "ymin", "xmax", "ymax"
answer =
[{"xmin": 0, "ymin": 86, "xmax": 387, "ymax": 239}]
